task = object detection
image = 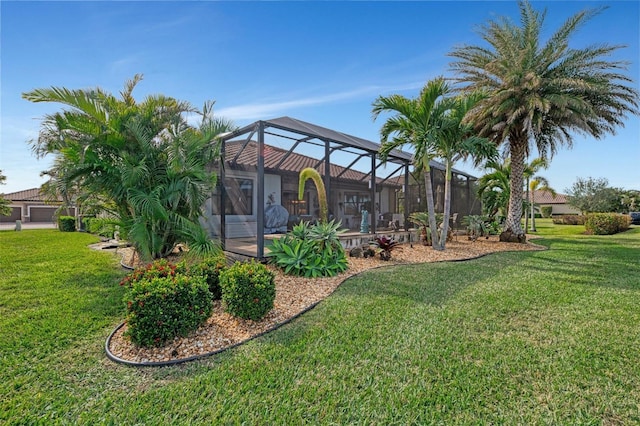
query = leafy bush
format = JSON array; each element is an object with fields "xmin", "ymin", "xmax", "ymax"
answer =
[
  {"xmin": 123, "ymin": 273, "xmax": 212, "ymax": 347},
  {"xmin": 119, "ymin": 258, "xmax": 184, "ymax": 287},
  {"xmin": 58, "ymin": 216, "xmax": 76, "ymax": 232},
  {"xmin": 85, "ymin": 217, "xmax": 122, "ymax": 239},
  {"xmin": 373, "ymin": 236, "xmax": 401, "ymax": 261},
  {"xmin": 584, "ymin": 213, "xmax": 630, "ymax": 235},
  {"xmin": 189, "ymin": 255, "xmax": 227, "ymax": 300},
  {"xmin": 541, "ymin": 206, "xmax": 553, "ymax": 218},
  {"xmin": 552, "ymin": 215, "xmax": 586, "ymax": 225},
  {"xmin": 268, "ymin": 220, "xmax": 348, "ymax": 277},
  {"xmin": 220, "ymin": 261, "xmax": 275, "ymax": 321}
]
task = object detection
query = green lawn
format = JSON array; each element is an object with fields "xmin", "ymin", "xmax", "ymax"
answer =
[{"xmin": 2, "ymin": 222, "xmax": 640, "ymax": 424}]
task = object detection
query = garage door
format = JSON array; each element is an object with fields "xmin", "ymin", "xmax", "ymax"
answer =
[
  {"xmin": 30, "ymin": 207, "xmax": 59, "ymax": 223},
  {"xmin": 0, "ymin": 207, "xmax": 21, "ymax": 223}
]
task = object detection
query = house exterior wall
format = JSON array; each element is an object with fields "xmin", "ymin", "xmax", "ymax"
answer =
[{"xmin": 547, "ymin": 204, "xmax": 581, "ymax": 215}]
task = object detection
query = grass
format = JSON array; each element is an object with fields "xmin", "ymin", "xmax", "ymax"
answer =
[{"xmin": 1, "ymin": 221, "xmax": 640, "ymax": 424}]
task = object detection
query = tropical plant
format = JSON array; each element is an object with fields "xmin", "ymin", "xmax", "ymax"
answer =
[
  {"xmin": 528, "ymin": 176, "xmax": 555, "ymax": 232},
  {"xmin": 477, "ymin": 159, "xmax": 511, "ymax": 220},
  {"xmin": 268, "ymin": 220, "xmax": 348, "ymax": 278},
  {"xmin": 408, "ymin": 211, "xmax": 432, "ymax": 245},
  {"xmin": 462, "ymin": 215, "xmax": 493, "ymax": 241},
  {"xmin": 428, "ymin": 92, "xmax": 498, "ymax": 249},
  {"xmin": 373, "ymin": 235, "xmax": 402, "ymax": 261},
  {"xmin": 373, "ymin": 78, "xmax": 451, "ymax": 251},
  {"xmin": 374, "ymin": 79, "xmax": 497, "ymax": 250},
  {"xmin": 298, "ymin": 167, "xmax": 328, "ymax": 223},
  {"xmin": 449, "ymin": 0, "xmax": 639, "ymax": 241},
  {"xmin": 23, "ymin": 75, "xmax": 235, "ymax": 260}
]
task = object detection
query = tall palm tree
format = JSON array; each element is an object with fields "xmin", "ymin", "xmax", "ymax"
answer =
[
  {"xmin": 449, "ymin": 0, "xmax": 639, "ymax": 242},
  {"xmin": 23, "ymin": 75, "xmax": 235, "ymax": 260},
  {"xmin": 529, "ymin": 176, "xmax": 555, "ymax": 232},
  {"xmin": 431, "ymin": 93, "xmax": 498, "ymax": 249},
  {"xmin": 372, "ymin": 77, "xmax": 451, "ymax": 250}
]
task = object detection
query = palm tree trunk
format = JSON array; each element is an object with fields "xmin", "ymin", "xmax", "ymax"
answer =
[
  {"xmin": 423, "ymin": 168, "xmax": 441, "ymax": 250},
  {"xmin": 438, "ymin": 162, "xmax": 453, "ymax": 250},
  {"xmin": 524, "ymin": 178, "xmax": 530, "ymax": 232},
  {"xmin": 501, "ymin": 138, "xmax": 526, "ymax": 243},
  {"xmin": 531, "ymin": 191, "xmax": 537, "ymax": 232}
]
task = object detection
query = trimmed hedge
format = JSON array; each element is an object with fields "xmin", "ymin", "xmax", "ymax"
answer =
[
  {"xmin": 58, "ymin": 216, "xmax": 76, "ymax": 232},
  {"xmin": 585, "ymin": 213, "xmax": 630, "ymax": 235},
  {"xmin": 190, "ymin": 255, "xmax": 227, "ymax": 300},
  {"xmin": 220, "ymin": 260, "xmax": 275, "ymax": 321},
  {"xmin": 123, "ymin": 272, "xmax": 212, "ymax": 347},
  {"xmin": 552, "ymin": 215, "xmax": 586, "ymax": 225}
]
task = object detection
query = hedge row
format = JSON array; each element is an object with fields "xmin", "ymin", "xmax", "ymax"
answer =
[
  {"xmin": 121, "ymin": 257, "xmax": 276, "ymax": 348},
  {"xmin": 584, "ymin": 213, "xmax": 630, "ymax": 235}
]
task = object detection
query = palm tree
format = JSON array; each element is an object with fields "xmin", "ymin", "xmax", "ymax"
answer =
[
  {"xmin": 430, "ymin": 93, "xmax": 498, "ymax": 249},
  {"xmin": 523, "ymin": 157, "xmax": 549, "ymax": 232},
  {"xmin": 372, "ymin": 77, "xmax": 451, "ymax": 250},
  {"xmin": 477, "ymin": 158, "xmax": 511, "ymax": 220},
  {"xmin": 23, "ymin": 75, "xmax": 235, "ymax": 260},
  {"xmin": 449, "ymin": 0, "xmax": 639, "ymax": 242},
  {"xmin": 528, "ymin": 176, "xmax": 555, "ymax": 232}
]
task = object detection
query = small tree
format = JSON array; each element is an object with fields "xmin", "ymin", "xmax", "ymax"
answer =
[{"xmin": 566, "ymin": 177, "xmax": 622, "ymax": 214}]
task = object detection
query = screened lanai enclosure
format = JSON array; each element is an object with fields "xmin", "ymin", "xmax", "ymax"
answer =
[{"xmin": 200, "ymin": 116, "xmax": 480, "ymax": 258}]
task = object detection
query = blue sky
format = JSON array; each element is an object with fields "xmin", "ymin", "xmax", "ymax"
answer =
[{"xmin": 1, "ymin": 1, "xmax": 638, "ymax": 195}]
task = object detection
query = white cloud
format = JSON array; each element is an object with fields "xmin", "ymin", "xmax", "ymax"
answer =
[{"xmin": 216, "ymin": 82, "xmax": 423, "ymax": 121}]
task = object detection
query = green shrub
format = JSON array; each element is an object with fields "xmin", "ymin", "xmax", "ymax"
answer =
[
  {"xmin": 268, "ymin": 220, "xmax": 348, "ymax": 278},
  {"xmin": 123, "ymin": 273, "xmax": 212, "ymax": 347},
  {"xmin": 58, "ymin": 216, "xmax": 76, "ymax": 232},
  {"xmin": 541, "ymin": 206, "xmax": 553, "ymax": 218},
  {"xmin": 552, "ymin": 215, "xmax": 585, "ymax": 225},
  {"xmin": 119, "ymin": 258, "xmax": 183, "ymax": 287},
  {"xmin": 86, "ymin": 217, "xmax": 122, "ymax": 238},
  {"xmin": 584, "ymin": 213, "xmax": 630, "ymax": 235},
  {"xmin": 190, "ymin": 255, "xmax": 227, "ymax": 300},
  {"xmin": 220, "ymin": 261, "xmax": 275, "ymax": 321}
]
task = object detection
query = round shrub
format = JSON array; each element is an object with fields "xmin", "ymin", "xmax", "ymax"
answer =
[
  {"xmin": 190, "ymin": 255, "xmax": 227, "ymax": 300},
  {"xmin": 58, "ymin": 215, "xmax": 76, "ymax": 232},
  {"xmin": 123, "ymin": 273, "xmax": 213, "ymax": 347},
  {"xmin": 220, "ymin": 260, "xmax": 276, "ymax": 321}
]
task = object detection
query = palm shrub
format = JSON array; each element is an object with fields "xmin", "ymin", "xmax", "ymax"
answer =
[
  {"xmin": 409, "ymin": 212, "xmax": 431, "ymax": 246},
  {"xmin": 219, "ymin": 261, "xmax": 275, "ymax": 321},
  {"xmin": 122, "ymin": 263, "xmax": 212, "ymax": 347},
  {"xmin": 23, "ymin": 75, "xmax": 235, "ymax": 261},
  {"xmin": 268, "ymin": 220, "xmax": 348, "ymax": 278}
]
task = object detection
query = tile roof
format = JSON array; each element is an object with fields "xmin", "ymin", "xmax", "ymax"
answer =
[
  {"xmin": 533, "ymin": 190, "xmax": 568, "ymax": 204},
  {"xmin": 225, "ymin": 141, "xmax": 393, "ymax": 184},
  {"xmin": 1, "ymin": 188, "xmax": 46, "ymax": 202}
]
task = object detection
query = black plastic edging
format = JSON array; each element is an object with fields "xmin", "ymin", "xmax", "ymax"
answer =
[{"xmin": 105, "ymin": 242, "xmax": 547, "ymax": 367}]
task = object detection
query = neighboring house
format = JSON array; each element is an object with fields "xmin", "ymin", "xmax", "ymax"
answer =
[
  {"xmin": 204, "ymin": 116, "xmax": 480, "ymax": 258},
  {"xmin": 0, "ymin": 188, "xmax": 75, "ymax": 224},
  {"xmin": 533, "ymin": 190, "xmax": 580, "ymax": 215}
]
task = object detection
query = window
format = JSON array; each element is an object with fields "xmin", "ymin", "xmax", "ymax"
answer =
[
  {"xmin": 213, "ymin": 178, "xmax": 253, "ymax": 215},
  {"xmin": 343, "ymin": 192, "xmax": 371, "ymax": 215}
]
